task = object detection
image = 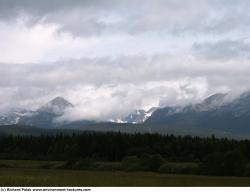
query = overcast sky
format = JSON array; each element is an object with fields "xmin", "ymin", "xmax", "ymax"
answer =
[{"xmin": 1, "ymin": 0, "xmax": 250, "ymax": 121}]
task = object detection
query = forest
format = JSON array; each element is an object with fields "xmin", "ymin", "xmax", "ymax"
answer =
[{"xmin": 0, "ymin": 132, "xmax": 250, "ymax": 177}]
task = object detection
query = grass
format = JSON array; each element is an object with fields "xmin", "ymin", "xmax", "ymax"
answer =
[
  {"xmin": 0, "ymin": 168, "xmax": 250, "ymax": 186},
  {"xmin": 0, "ymin": 160, "xmax": 250, "ymax": 186},
  {"xmin": 0, "ymin": 159, "xmax": 64, "ymax": 169}
]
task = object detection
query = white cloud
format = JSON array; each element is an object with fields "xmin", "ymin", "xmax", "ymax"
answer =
[{"xmin": 0, "ymin": 0, "xmax": 250, "ymax": 120}]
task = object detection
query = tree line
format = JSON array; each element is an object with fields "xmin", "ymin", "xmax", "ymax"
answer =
[{"xmin": 0, "ymin": 132, "xmax": 249, "ymax": 176}]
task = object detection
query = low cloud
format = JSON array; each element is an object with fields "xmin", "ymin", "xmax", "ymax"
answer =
[
  {"xmin": 1, "ymin": 0, "xmax": 250, "ymax": 120},
  {"xmin": 192, "ymin": 39, "xmax": 250, "ymax": 60},
  {"xmin": 1, "ymin": 55, "xmax": 250, "ymax": 120}
]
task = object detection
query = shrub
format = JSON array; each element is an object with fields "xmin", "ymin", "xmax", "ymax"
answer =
[
  {"xmin": 158, "ymin": 162, "xmax": 199, "ymax": 174},
  {"xmin": 95, "ymin": 162, "xmax": 122, "ymax": 171},
  {"xmin": 122, "ymin": 154, "xmax": 164, "ymax": 172},
  {"xmin": 61, "ymin": 158, "xmax": 96, "ymax": 170},
  {"xmin": 245, "ymin": 164, "xmax": 250, "ymax": 176},
  {"xmin": 200, "ymin": 150, "xmax": 247, "ymax": 176},
  {"xmin": 140, "ymin": 154, "xmax": 164, "ymax": 171},
  {"xmin": 121, "ymin": 156, "xmax": 141, "ymax": 171}
]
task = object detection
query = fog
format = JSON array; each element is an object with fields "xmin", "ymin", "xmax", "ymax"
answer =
[{"xmin": 0, "ymin": 0, "xmax": 250, "ymax": 120}]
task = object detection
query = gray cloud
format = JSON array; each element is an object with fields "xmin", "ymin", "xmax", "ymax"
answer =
[
  {"xmin": 1, "ymin": 55, "xmax": 250, "ymax": 119},
  {"xmin": 1, "ymin": 1, "xmax": 250, "ymax": 120},
  {"xmin": 192, "ymin": 39, "xmax": 250, "ymax": 60},
  {"xmin": 2, "ymin": 0, "xmax": 250, "ymax": 37}
]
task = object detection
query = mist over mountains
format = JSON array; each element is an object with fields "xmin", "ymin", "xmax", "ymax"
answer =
[
  {"xmin": 1, "ymin": 0, "xmax": 250, "ymax": 140},
  {"xmin": 1, "ymin": 91, "xmax": 250, "ymax": 138}
]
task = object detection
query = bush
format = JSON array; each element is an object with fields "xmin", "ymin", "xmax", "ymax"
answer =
[
  {"xmin": 121, "ymin": 154, "xmax": 164, "ymax": 172},
  {"xmin": 61, "ymin": 158, "xmax": 96, "ymax": 170},
  {"xmin": 121, "ymin": 156, "xmax": 141, "ymax": 171},
  {"xmin": 95, "ymin": 162, "xmax": 122, "ymax": 171},
  {"xmin": 140, "ymin": 154, "xmax": 164, "ymax": 171},
  {"xmin": 200, "ymin": 150, "xmax": 247, "ymax": 176},
  {"xmin": 39, "ymin": 163, "xmax": 55, "ymax": 169},
  {"xmin": 245, "ymin": 164, "xmax": 250, "ymax": 176},
  {"xmin": 158, "ymin": 162, "xmax": 199, "ymax": 174}
]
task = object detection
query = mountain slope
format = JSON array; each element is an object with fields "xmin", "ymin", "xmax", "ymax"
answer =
[
  {"xmin": 18, "ymin": 97, "xmax": 74, "ymax": 128},
  {"xmin": 1, "ymin": 92, "xmax": 250, "ymax": 137},
  {"xmin": 112, "ymin": 107, "xmax": 159, "ymax": 124},
  {"xmin": 0, "ymin": 110, "xmax": 30, "ymax": 125},
  {"xmin": 146, "ymin": 92, "xmax": 250, "ymax": 135}
]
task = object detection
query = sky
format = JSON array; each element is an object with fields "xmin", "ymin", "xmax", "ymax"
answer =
[{"xmin": 1, "ymin": 0, "xmax": 250, "ymax": 121}]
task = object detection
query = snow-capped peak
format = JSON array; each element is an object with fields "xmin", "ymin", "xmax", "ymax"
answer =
[
  {"xmin": 112, "ymin": 107, "xmax": 159, "ymax": 124},
  {"xmin": 39, "ymin": 97, "xmax": 73, "ymax": 115}
]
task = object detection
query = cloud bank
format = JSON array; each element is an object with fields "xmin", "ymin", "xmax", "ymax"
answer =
[{"xmin": 0, "ymin": 0, "xmax": 250, "ymax": 120}]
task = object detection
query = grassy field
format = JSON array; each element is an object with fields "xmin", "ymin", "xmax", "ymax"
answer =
[
  {"xmin": 0, "ymin": 168, "xmax": 250, "ymax": 186},
  {"xmin": 0, "ymin": 160, "xmax": 250, "ymax": 186},
  {"xmin": 0, "ymin": 159, "xmax": 64, "ymax": 169}
]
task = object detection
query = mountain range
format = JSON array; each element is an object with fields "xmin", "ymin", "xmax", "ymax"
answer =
[
  {"xmin": 110, "ymin": 107, "xmax": 158, "ymax": 124},
  {"xmin": 0, "ymin": 97, "xmax": 94, "ymax": 129},
  {"xmin": 1, "ymin": 92, "xmax": 250, "ymax": 138},
  {"xmin": 146, "ymin": 92, "xmax": 250, "ymax": 135}
]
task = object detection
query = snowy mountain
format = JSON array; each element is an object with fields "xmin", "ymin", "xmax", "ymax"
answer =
[
  {"xmin": 122, "ymin": 109, "xmax": 147, "ymax": 123},
  {"xmin": 0, "ymin": 110, "xmax": 30, "ymax": 125},
  {"xmin": 146, "ymin": 92, "xmax": 250, "ymax": 135},
  {"xmin": 2, "ymin": 92, "xmax": 250, "ymax": 137},
  {"xmin": 0, "ymin": 97, "xmax": 74, "ymax": 128},
  {"xmin": 112, "ymin": 107, "xmax": 159, "ymax": 124},
  {"xmin": 148, "ymin": 93, "xmax": 227, "ymax": 120},
  {"xmin": 38, "ymin": 97, "xmax": 74, "ymax": 115},
  {"xmin": 0, "ymin": 97, "xmax": 95, "ymax": 128},
  {"xmin": 17, "ymin": 97, "xmax": 74, "ymax": 128},
  {"xmin": 191, "ymin": 93, "xmax": 227, "ymax": 112}
]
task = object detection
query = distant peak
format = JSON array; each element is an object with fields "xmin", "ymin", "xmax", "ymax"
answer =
[
  {"xmin": 239, "ymin": 91, "xmax": 250, "ymax": 99},
  {"xmin": 203, "ymin": 93, "xmax": 227, "ymax": 105},
  {"xmin": 134, "ymin": 109, "xmax": 146, "ymax": 114},
  {"xmin": 50, "ymin": 96, "xmax": 68, "ymax": 103},
  {"xmin": 48, "ymin": 97, "xmax": 74, "ymax": 108},
  {"xmin": 147, "ymin": 107, "xmax": 158, "ymax": 113}
]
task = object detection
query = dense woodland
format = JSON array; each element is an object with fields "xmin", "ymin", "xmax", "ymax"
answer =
[{"xmin": 0, "ymin": 132, "xmax": 250, "ymax": 176}]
